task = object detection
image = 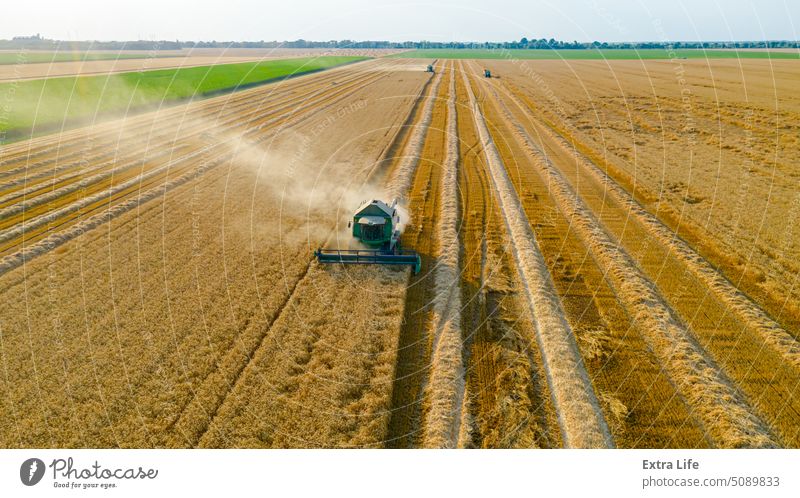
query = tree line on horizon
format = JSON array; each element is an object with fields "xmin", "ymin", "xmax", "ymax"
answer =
[{"xmin": 2, "ymin": 34, "xmax": 797, "ymax": 51}]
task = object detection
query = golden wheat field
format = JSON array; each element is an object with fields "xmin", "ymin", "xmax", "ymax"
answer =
[{"xmin": 0, "ymin": 55, "xmax": 798, "ymax": 448}]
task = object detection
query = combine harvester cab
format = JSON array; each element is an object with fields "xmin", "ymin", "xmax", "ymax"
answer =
[{"xmin": 315, "ymin": 199, "xmax": 421, "ymax": 274}]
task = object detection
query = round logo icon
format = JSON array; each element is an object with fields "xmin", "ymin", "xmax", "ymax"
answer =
[{"xmin": 20, "ymin": 458, "xmax": 45, "ymax": 486}]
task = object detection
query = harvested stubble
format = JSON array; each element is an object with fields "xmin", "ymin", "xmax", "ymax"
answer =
[
  {"xmin": 453, "ymin": 64, "xmax": 559, "ymax": 449},
  {"xmin": 477, "ymin": 60, "xmax": 800, "ymax": 447},
  {"xmin": 384, "ymin": 64, "xmax": 455, "ymax": 447},
  {"xmin": 466, "ymin": 65, "xmax": 707, "ymax": 448},
  {"xmin": 461, "ymin": 64, "xmax": 612, "ymax": 448},
  {"xmin": 478, "ymin": 75, "xmax": 776, "ymax": 448},
  {"xmin": 504, "ymin": 90, "xmax": 800, "ymax": 374},
  {"xmin": 495, "ymin": 59, "xmax": 800, "ymax": 331}
]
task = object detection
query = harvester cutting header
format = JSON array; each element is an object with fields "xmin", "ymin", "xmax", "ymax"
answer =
[{"xmin": 315, "ymin": 199, "xmax": 421, "ymax": 273}]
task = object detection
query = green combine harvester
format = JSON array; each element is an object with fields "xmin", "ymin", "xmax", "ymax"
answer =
[{"xmin": 315, "ymin": 199, "xmax": 421, "ymax": 274}]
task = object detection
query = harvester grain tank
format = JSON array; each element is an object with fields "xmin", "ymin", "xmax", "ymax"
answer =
[
  {"xmin": 315, "ymin": 199, "xmax": 421, "ymax": 273},
  {"xmin": 484, "ymin": 68, "xmax": 491, "ymax": 78}
]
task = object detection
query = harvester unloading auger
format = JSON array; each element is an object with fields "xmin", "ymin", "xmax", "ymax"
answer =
[{"xmin": 315, "ymin": 199, "xmax": 421, "ymax": 274}]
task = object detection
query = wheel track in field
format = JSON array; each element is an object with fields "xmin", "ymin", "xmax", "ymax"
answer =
[
  {"xmin": 461, "ymin": 66, "xmax": 612, "ymax": 448},
  {"xmin": 170, "ymin": 68, "xmax": 439, "ymax": 447},
  {"xmin": 455, "ymin": 83, "xmax": 508, "ymax": 448},
  {"xmin": 387, "ymin": 62, "xmax": 482, "ymax": 448},
  {"xmin": 382, "ymin": 63, "xmax": 461, "ymax": 448},
  {"xmin": 472, "ymin": 65, "xmax": 567, "ymax": 448},
  {"xmin": 439, "ymin": 64, "xmax": 501, "ymax": 448},
  {"xmin": 476, "ymin": 70, "xmax": 778, "ymax": 448}
]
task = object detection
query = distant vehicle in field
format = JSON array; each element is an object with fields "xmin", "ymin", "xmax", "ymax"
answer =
[
  {"xmin": 426, "ymin": 64, "xmax": 434, "ymax": 73},
  {"xmin": 484, "ymin": 68, "xmax": 492, "ymax": 78}
]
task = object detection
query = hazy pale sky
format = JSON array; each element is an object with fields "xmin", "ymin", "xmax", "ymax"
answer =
[{"xmin": 5, "ymin": 0, "xmax": 798, "ymax": 42}]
